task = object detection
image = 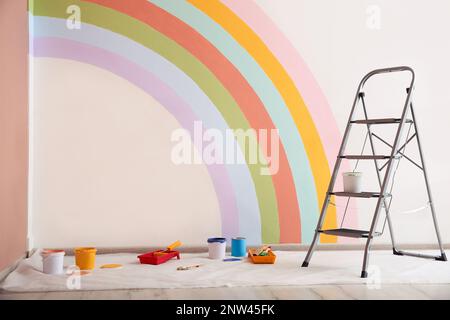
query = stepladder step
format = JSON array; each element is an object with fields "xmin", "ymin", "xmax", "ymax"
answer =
[
  {"xmin": 351, "ymin": 118, "xmax": 413, "ymax": 125},
  {"xmin": 319, "ymin": 228, "xmax": 382, "ymax": 238},
  {"xmin": 329, "ymin": 191, "xmax": 391, "ymax": 198},
  {"xmin": 340, "ymin": 155, "xmax": 398, "ymax": 160}
]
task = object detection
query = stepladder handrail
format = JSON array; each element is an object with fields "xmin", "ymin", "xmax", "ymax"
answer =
[{"xmin": 358, "ymin": 66, "xmax": 415, "ymax": 92}]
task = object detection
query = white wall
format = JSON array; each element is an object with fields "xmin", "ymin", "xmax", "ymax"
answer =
[
  {"xmin": 31, "ymin": 59, "xmax": 221, "ymax": 248},
  {"xmin": 32, "ymin": 1, "xmax": 450, "ymax": 247},
  {"xmin": 258, "ymin": 0, "xmax": 450, "ymax": 244}
]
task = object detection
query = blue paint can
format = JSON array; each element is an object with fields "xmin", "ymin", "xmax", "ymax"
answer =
[{"xmin": 231, "ymin": 237, "xmax": 247, "ymax": 257}]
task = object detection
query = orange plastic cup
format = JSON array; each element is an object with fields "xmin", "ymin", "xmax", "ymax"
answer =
[{"xmin": 74, "ymin": 247, "xmax": 97, "ymax": 270}]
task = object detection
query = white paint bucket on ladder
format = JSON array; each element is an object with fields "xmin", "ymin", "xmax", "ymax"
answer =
[{"xmin": 343, "ymin": 172, "xmax": 363, "ymax": 193}]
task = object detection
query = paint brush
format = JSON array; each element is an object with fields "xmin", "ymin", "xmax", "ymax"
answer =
[{"xmin": 176, "ymin": 264, "xmax": 203, "ymax": 271}]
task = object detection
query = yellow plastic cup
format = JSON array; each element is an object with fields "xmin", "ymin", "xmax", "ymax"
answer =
[{"xmin": 75, "ymin": 247, "xmax": 97, "ymax": 270}]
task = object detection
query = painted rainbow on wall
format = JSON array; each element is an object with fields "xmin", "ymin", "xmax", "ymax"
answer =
[{"xmin": 30, "ymin": 0, "xmax": 356, "ymax": 244}]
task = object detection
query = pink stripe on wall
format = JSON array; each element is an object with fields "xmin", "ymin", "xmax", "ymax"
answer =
[{"xmin": 0, "ymin": 0, "xmax": 29, "ymax": 271}]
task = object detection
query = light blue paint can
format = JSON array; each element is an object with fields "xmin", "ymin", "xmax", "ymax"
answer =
[{"xmin": 231, "ymin": 237, "xmax": 247, "ymax": 257}]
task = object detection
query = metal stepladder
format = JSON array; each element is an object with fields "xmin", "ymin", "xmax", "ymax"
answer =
[{"xmin": 301, "ymin": 66, "xmax": 447, "ymax": 278}]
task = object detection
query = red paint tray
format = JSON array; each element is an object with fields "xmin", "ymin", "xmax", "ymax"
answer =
[{"xmin": 137, "ymin": 250, "xmax": 180, "ymax": 265}]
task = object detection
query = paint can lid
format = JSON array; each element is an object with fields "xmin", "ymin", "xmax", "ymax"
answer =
[
  {"xmin": 74, "ymin": 247, "xmax": 97, "ymax": 253},
  {"xmin": 40, "ymin": 249, "xmax": 65, "ymax": 257},
  {"xmin": 343, "ymin": 171, "xmax": 363, "ymax": 177},
  {"xmin": 207, "ymin": 237, "xmax": 226, "ymax": 243}
]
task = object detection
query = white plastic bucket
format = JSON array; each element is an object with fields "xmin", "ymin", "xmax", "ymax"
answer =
[
  {"xmin": 41, "ymin": 249, "xmax": 65, "ymax": 275},
  {"xmin": 207, "ymin": 238, "xmax": 226, "ymax": 259},
  {"xmin": 343, "ymin": 172, "xmax": 363, "ymax": 193}
]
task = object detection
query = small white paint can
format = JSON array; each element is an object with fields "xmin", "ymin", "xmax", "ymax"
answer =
[
  {"xmin": 343, "ymin": 172, "xmax": 363, "ymax": 193},
  {"xmin": 207, "ymin": 237, "xmax": 227, "ymax": 259},
  {"xmin": 41, "ymin": 249, "xmax": 65, "ymax": 275}
]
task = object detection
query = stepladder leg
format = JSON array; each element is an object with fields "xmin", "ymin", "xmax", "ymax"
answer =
[
  {"xmin": 361, "ymin": 237, "xmax": 373, "ymax": 278},
  {"xmin": 409, "ymin": 103, "xmax": 446, "ymax": 258},
  {"xmin": 384, "ymin": 204, "xmax": 400, "ymax": 253},
  {"xmin": 360, "ymin": 94, "xmax": 400, "ymax": 254},
  {"xmin": 302, "ymin": 193, "xmax": 334, "ymax": 268},
  {"xmin": 301, "ymin": 230, "xmax": 321, "ymax": 267}
]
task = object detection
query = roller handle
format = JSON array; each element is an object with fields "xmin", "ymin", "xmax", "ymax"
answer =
[{"xmin": 167, "ymin": 240, "xmax": 182, "ymax": 251}]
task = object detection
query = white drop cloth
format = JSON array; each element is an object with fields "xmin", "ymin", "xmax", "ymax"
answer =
[{"xmin": 2, "ymin": 250, "xmax": 449, "ymax": 292}]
